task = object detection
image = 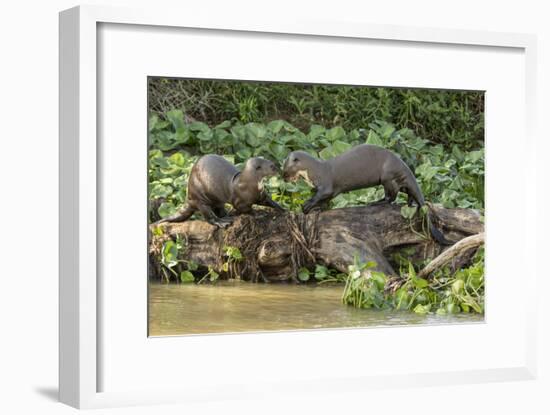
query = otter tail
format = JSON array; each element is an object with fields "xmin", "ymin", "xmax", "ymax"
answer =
[
  {"xmin": 154, "ymin": 205, "xmax": 195, "ymax": 225},
  {"xmin": 405, "ymin": 176, "xmax": 453, "ymax": 246},
  {"xmin": 425, "ymin": 208, "xmax": 453, "ymax": 246}
]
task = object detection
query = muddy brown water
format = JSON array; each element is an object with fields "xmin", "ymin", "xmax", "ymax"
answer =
[{"xmin": 148, "ymin": 280, "xmax": 483, "ymax": 336}]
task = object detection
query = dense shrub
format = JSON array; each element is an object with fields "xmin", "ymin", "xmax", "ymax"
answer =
[{"xmin": 148, "ymin": 78, "xmax": 484, "ymax": 151}]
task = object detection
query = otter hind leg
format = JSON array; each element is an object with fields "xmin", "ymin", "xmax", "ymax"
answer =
[
  {"xmin": 155, "ymin": 204, "xmax": 196, "ymax": 224},
  {"xmin": 404, "ymin": 189, "xmax": 417, "ymax": 207},
  {"xmin": 198, "ymin": 204, "xmax": 233, "ymax": 228},
  {"xmin": 382, "ymin": 181, "xmax": 399, "ymax": 204}
]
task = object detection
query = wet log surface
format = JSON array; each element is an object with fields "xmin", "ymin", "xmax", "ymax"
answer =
[{"xmin": 149, "ymin": 204, "xmax": 484, "ymax": 282}]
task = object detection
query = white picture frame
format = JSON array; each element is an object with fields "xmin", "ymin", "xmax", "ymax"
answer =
[{"xmin": 59, "ymin": 4, "xmax": 538, "ymax": 409}]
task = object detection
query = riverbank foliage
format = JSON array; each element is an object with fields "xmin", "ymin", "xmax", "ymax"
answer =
[
  {"xmin": 342, "ymin": 250, "xmax": 484, "ymax": 315},
  {"xmin": 149, "ymin": 79, "xmax": 484, "ymax": 150},
  {"xmin": 148, "ymin": 78, "xmax": 485, "ymax": 315}
]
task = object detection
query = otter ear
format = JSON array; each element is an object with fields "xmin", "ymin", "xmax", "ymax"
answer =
[{"xmin": 255, "ymin": 165, "xmax": 262, "ymax": 170}]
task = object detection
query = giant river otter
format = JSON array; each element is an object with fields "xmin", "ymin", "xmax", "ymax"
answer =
[
  {"xmin": 156, "ymin": 155, "xmax": 284, "ymax": 227},
  {"xmin": 282, "ymin": 144, "xmax": 451, "ymax": 245}
]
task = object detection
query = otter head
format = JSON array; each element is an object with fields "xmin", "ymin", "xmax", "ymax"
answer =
[
  {"xmin": 282, "ymin": 151, "xmax": 314, "ymax": 183},
  {"xmin": 243, "ymin": 157, "xmax": 280, "ymax": 183}
]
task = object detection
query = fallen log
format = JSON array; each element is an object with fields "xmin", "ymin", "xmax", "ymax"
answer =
[{"xmin": 149, "ymin": 204, "xmax": 484, "ymax": 282}]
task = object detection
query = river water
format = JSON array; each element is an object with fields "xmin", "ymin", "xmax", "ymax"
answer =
[{"xmin": 148, "ymin": 281, "xmax": 483, "ymax": 336}]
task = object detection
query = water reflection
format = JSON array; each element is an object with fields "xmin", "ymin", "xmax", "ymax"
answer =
[{"xmin": 148, "ymin": 280, "xmax": 483, "ymax": 336}]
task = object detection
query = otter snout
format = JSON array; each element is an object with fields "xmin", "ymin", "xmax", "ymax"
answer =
[
  {"xmin": 270, "ymin": 163, "xmax": 280, "ymax": 174},
  {"xmin": 282, "ymin": 165, "xmax": 297, "ymax": 182}
]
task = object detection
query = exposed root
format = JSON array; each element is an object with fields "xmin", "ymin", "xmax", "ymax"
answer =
[{"xmin": 219, "ymin": 210, "xmax": 320, "ymax": 282}]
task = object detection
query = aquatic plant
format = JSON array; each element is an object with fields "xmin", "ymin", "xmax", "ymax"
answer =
[{"xmin": 341, "ymin": 249, "xmax": 484, "ymax": 314}]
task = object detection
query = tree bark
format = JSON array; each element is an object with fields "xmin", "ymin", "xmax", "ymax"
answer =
[
  {"xmin": 417, "ymin": 232, "xmax": 485, "ymax": 279},
  {"xmin": 149, "ymin": 204, "xmax": 484, "ymax": 282}
]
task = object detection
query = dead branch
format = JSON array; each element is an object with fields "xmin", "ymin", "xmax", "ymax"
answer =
[{"xmin": 417, "ymin": 232, "xmax": 485, "ymax": 279}]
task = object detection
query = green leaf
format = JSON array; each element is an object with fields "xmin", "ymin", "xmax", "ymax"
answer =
[
  {"xmin": 370, "ymin": 271, "xmax": 387, "ymax": 290},
  {"xmin": 414, "ymin": 278, "xmax": 428, "ymax": 289},
  {"xmin": 318, "ymin": 146, "xmax": 335, "ymax": 160},
  {"xmin": 364, "ymin": 261, "xmax": 378, "ymax": 269},
  {"xmin": 225, "ymin": 246, "xmax": 243, "ymax": 260},
  {"xmin": 395, "ymin": 288, "xmax": 409, "ymax": 309},
  {"xmin": 332, "ymin": 140, "xmax": 352, "ymax": 155},
  {"xmin": 267, "ymin": 120, "xmax": 286, "ymax": 134},
  {"xmin": 379, "ymin": 123, "xmax": 396, "ymax": 139},
  {"xmin": 152, "ymin": 131, "xmax": 178, "ymax": 151},
  {"xmin": 166, "ymin": 109, "xmax": 185, "ymax": 131},
  {"xmin": 408, "ymin": 262, "xmax": 417, "ymax": 279},
  {"xmin": 269, "ymin": 143, "xmax": 288, "ymax": 161},
  {"xmin": 215, "ymin": 120, "xmax": 232, "ymax": 129},
  {"xmin": 245, "ymin": 123, "xmax": 266, "ymax": 147},
  {"xmin": 168, "ymin": 152, "xmax": 186, "ymax": 167},
  {"xmin": 180, "ymin": 271, "xmax": 195, "ymax": 283},
  {"xmin": 452, "ymin": 279, "xmax": 465, "ymax": 294},
  {"xmin": 314, "ymin": 264, "xmax": 330, "ymax": 280},
  {"xmin": 197, "ymin": 129, "xmax": 214, "ymax": 141},
  {"xmin": 209, "ymin": 269, "xmax": 220, "ymax": 282},
  {"xmin": 150, "ymin": 183, "xmax": 173, "ymax": 199},
  {"xmin": 187, "ymin": 261, "xmax": 199, "ymax": 271},
  {"xmin": 175, "ymin": 127, "xmax": 191, "ymax": 144},
  {"xmin": 366, "ymin": 131, "xmax": 383, "ymax": 146},
  {"xmin": 214, "ymin": 129, "xmax": 235, "ymax": 147},
  {"xmin": 235, "ymin": 148, "xmax": 252, "ymax": 161},
  {"xmin": 199, "ymin": 140, "xmax": 216, "ymax": 154},
  {"xmin": 326, "ymin": 126, "xmax": 345, "ymax": 141},
  {"xmin": 161, "ymin": 240, "xmax": 179, "ymax": 268},
  {"xmin": 149, "ymin": 114, "xmax": 169, "ymax": 132},
  {"xmin": 308, "ymin": 125, "xmax": 326, "ymax": 140},
  {"xmin": 400, "ymin": 205, "xmax": 417, "ymax": 220},
  {"xmin": 413, "ymin": 304, "xmax": 431, "ymax": 314},
  {"xmin": 152, "ymin": 226, "xmax": 164, "ymax": 237},
  {"xmin": 188, "ymin": 121, "xmax": 210, "ymax": 133},
  {"xmin": 298, "ymin": 267, "xmax": 311, "ymax": 282},
  {"xmin": 158, "ymin": 202, "xmax": 176, "ymax": 218}
]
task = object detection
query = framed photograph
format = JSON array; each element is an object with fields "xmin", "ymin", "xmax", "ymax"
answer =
[{"xmin": 59, "ymin": 5, "xmax": 538, "ymax": 409}]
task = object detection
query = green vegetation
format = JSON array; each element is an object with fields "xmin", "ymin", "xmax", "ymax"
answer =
[
  {"xmin": 149, "ymin": 79, "xmax": 484, "ymax": 150},
  {"xmin": 342, "ymin": 250, "xmax": 484, "ymax": 315},
  {"xmin": 156, "ymin": 229, "xmax": 243, "ymax": 284},
  {"xmin": 297, "ymin": 265, "xmax": 348, "ymax": 284},
  {"xmin": 149, "ymin": 78, "xmax": 484, "ymax": 315}
]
